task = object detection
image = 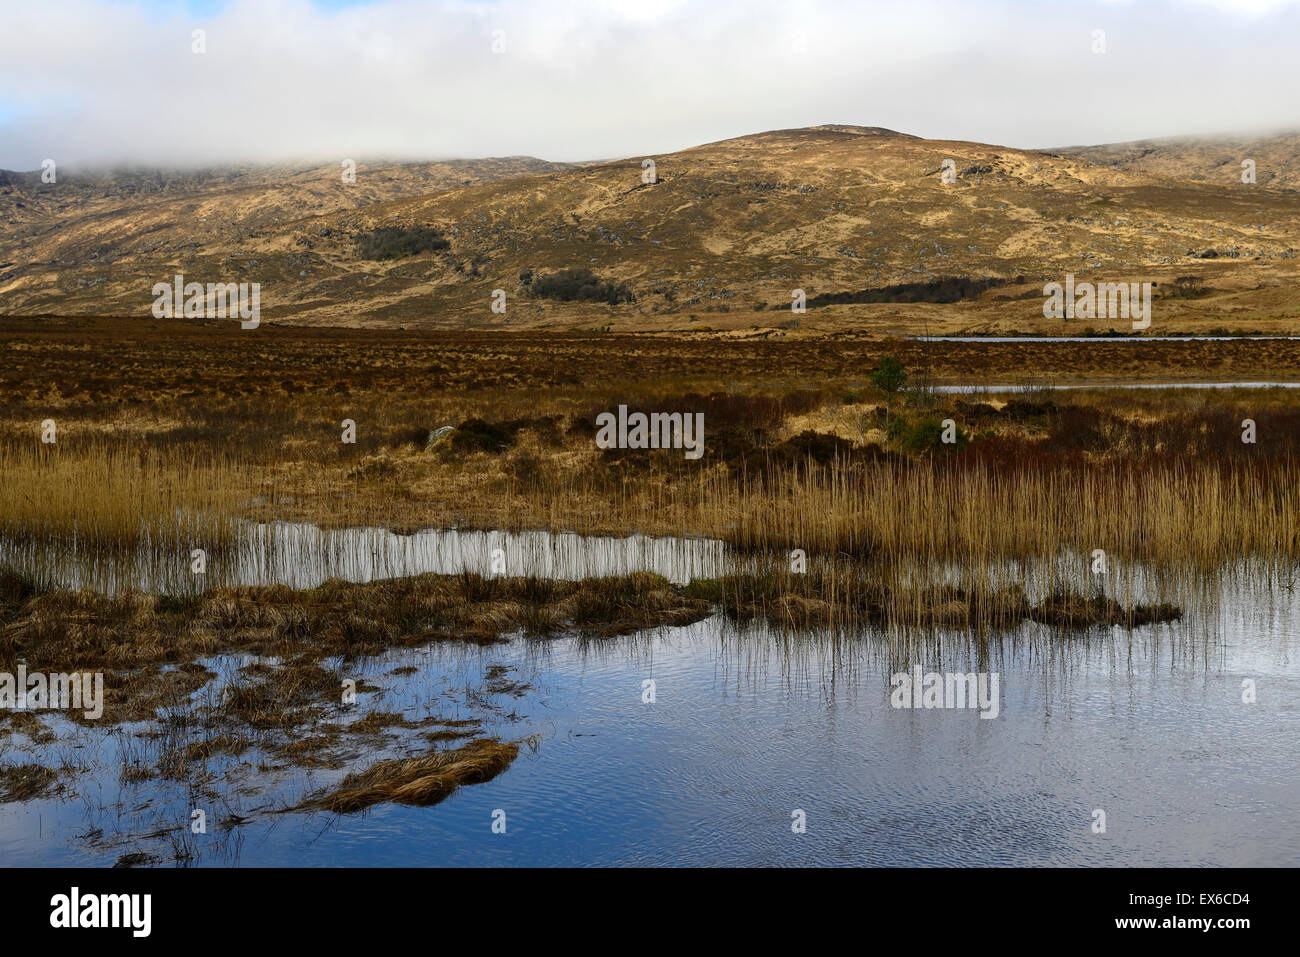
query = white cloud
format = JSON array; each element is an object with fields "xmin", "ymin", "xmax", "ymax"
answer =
[
  {"xmin": 1175, "ymin": 0, "xmax": 1300, "ymax": 13},
  {"xmin": 0, "ymin": 0, "xmax": 1297, "ymax": 168}
]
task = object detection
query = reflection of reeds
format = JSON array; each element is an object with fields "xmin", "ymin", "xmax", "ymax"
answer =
[{"xmin": 0, "ymin": 437, "xmax": 254, "ymax": 593}]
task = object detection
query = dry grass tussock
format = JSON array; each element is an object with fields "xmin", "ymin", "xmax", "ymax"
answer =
[{"xmin": 298, "ymin": 738, "xmax": 519, "ymax": 813}]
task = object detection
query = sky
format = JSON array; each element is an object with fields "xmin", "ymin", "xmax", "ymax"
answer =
[{"xmin": 0, "ymin": 0, "xmax": 1297, "ymax": 169}]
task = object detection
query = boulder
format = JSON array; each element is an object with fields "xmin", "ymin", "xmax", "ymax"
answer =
[{"xmin": 424, "ymin": 426, "xmax": 455, "ymax": 451}]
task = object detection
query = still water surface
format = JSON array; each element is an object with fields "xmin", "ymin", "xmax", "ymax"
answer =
[
  {"xmin": 0, "ymin": 524, "xmax": 729, "ymax": 594},
  {"xmin": 1, "ymin": 557, "xmax": 1295, "ymax": 867}
]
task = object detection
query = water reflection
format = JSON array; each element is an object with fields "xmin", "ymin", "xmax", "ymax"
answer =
[
  {"xmin": 0, "ymin": 523, "xmax": 729, "ymax": 594},
  {"xmin": 1, "ymin": 568, "xmax": 1295, "ymax": 866},
  {"xmin": 931, "ymin": 381, "xmax": 1300, "ymax": 393},
  {"xmin": 912, "ymin": 335, "xmax": 1300, "ymax": 343},
  {"xmin": 1, "ymin": 521, "xmax": 1296, "ymax": 866}
]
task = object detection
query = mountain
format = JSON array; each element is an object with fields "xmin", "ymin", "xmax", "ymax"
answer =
[
  {"xmin": 2, "ymin": 126, "xmax": 1298, "ymax": 334},
  {"xmin": 0, "ymin": 156, "xmax": 571, "ymax": 315},
  {"xmin": 1052, "ymin": 131, "xmax": 1300, "ymax": 192}
]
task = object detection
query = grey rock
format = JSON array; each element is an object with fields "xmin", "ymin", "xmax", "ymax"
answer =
[{"xmin": 425, "ymin": 426, "xmax": 455, "ymax": 451}]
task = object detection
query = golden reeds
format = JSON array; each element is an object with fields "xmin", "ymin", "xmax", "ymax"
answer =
[
  {"xmin": 0, "ymin": 437, "xmax": 251, "ymax": 553},
  {"xmin": 300, "ymin": 738, "xmax": 519, "ymax": 813},
  {"xmin": 3, "ymin": 391, "xmax": 1298, "ymax": 604},
  {"xmin": 699, "ymin": 459, "xmax": 1300, "ymax": 569}
]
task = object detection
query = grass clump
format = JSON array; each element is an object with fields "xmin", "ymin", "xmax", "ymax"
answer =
[
  {"xmin": 691, "ymin": 570, "xmax": 1179, "ymax": 633},
  {"xmin": 0, "ymin": 763, "xmax": 62, "ymax": 803},
  {"xmin": 300, "ymin": 738, "xmax": 518, "ymax": 813},
  {"xmin": 0, "ymin": 571, "xmax": 712, "ymax": 722}
]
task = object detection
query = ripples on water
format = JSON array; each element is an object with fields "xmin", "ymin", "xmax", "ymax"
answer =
[{"xmin": 0, "ymin": 528, "xmax": 1296, "ymax": 866}]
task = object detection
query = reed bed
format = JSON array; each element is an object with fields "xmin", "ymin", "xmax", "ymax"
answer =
[
  {"xmin": 0, "ymin": 571, "xmax": 713, "ymax": 691},
  {"xmin": 685, "ymin": 559, "xmax": 1183, "ymax": 635},
  {"xmin": 5, "ymin": 439, "xmax": 1294, "ymax": 619},
  {"xmin": 702, "ymin": 458, "xmax": 1300, "ymax": 570},
  {"xmin": 645, "ymin": 457, "xmax": 1294, "ymax": 631},
  {"xmin": 3, "ymin": 387, "xmax": 1298, "ymax": 621},
  {"xmin": 0, "ymin": 437, "xmax": 252, "ymax": 553}
]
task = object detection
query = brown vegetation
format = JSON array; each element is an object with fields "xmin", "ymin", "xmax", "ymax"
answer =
[
  {"xmin": 298, "ymin": 738, "xmax": 519, "ymax": 814},
  {"xmin": 0, "ymin": 571, "xmax": 712, "ymax": 723},
  {"xmin": 2, "ymin": 319, "xmax": 1299, "ymax": 568},
  {"xmin": 0, "ymin": 763, "xmax": 63, "ymax": 802}
]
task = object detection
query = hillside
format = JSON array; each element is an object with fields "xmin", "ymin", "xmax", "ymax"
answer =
[
  {"xmin": 0, "ymin": 156, "xmax": 571, "ymax": 316},
  {"xmin": 2, "ymin": 126, "xmax": 1299, "ymax": 334},
  {"xmin": 1052, "ymin": 131, "xmax": 1300, "ymax": 192}
]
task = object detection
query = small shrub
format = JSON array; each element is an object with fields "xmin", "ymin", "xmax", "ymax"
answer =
[
  {"xmin": 529, "ymin": 268, "xmax": 634, "ymax": 304},
  {"xmin": 893, "ymin": 418, "xmax": 968, "ymax": 453},
  {"xmin": 446, "ymin": 419, "xmax": 514, "ymax": 455},
  {"xmin": 354, "ymin": 226, "xmax": 450, "ymax": 261}
]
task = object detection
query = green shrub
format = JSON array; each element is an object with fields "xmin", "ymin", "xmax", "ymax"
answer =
[
  {"xmin": 894, "ymin": 418, "xmax": 968, "ymax": 453},
  {"xmin": 529, "ymin": 268, "xmax": 634, "ymax": 304},
  {"xmin": 354, "ymin": 226, "xmax": 450, "ymax": 261}
]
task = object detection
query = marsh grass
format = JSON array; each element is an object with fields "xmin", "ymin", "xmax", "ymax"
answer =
[
  {"xmin": 217, "ymin": 657, "xmax": 342, "ymax": 731},
  {"xmin": 703, "ymin": 458, "xmax": 1300, "ymax": 570},
  {"xmin": 5, "ymin": 387, "xmax": 1299, "ymax": 577},
  {"xmin": 686, "ymin": 559, "xmax": 1182, "ymax": 634},
  {"xmin": 0, "ymin": 437, "xmax": 252, "ymax": 593},
  {"xmin": 0, "ymin": 572, "xmax": 715, "ymax": 724},
  {"xmin": 2, "ymin": 384, "xmax": 1296, "ymax": 652},
  {"xmin": 298, "ymin": 737, "xmax": 519, "ymax": 813},
  {"xmin": 0, "ymin": 762, "xmax": 63, "ymax": 802}
]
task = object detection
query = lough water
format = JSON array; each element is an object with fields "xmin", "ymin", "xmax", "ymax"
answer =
[
  {"xmin": 0, "ymin": 532, "xmax": 1296, "ymax": 867},
  {"xmin": 933, "ymin": 381, "xmax": 1300, "ymax": 394},
  {"xmin": 911, "ymin": 335, "xmax": 1300, "ymax": 343}
]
